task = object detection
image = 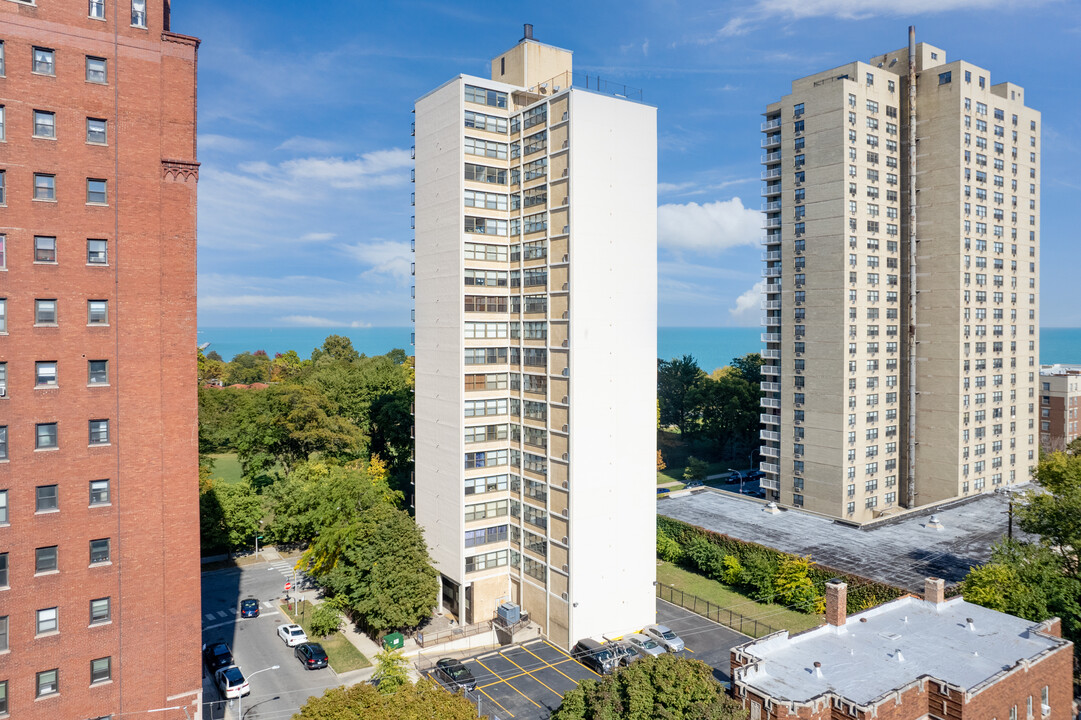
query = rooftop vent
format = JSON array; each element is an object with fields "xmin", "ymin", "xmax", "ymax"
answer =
[
  {"xmin": 813, "ymin": 661, "xmax": 823, "ymax": 678},
  {"xmin": 523, "ymin": 23, "xmax": 534, "ymax": 40},
  {"xmin": 927, "ymin": 514, "xmax": 944, "ymax": 530},
  {"xmin": 966, "ymin": 617, "xmax": 976, "ymax": 632},
  {"xmin": 895, "ymin": 649, "xmax": 905, "ymax": 662}
]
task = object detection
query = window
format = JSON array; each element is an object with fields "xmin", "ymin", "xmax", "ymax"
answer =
[
  {"xmin": 0, "ymin": 173, "xmax": 5, "ymax": 206},
  {"xmin": 86, "ymin": 236, "xmax": 108, "ymax": 262},
  {"xmin": 33, "ymin": 47, "xmax": 55, "ymax": 76},
  {"xmin": 0, "ymin": 553, "xmax": 6, "ymax": 586},
  {"xmin": 87, "ymin": 118, "xmax": 107, "ymax": 144},
  {"xmin": 87, "ymin": 300, "xmax": 108, "ymax": 325},
  {"xmin": 464, "ymin": 84, "xmax": 507, "ymax": 109},
  {"xmin": 131, "ymin": 0, "xmax": 147, "ymax": 27},
  {"xmin": 0, "ymin": 490, "xmax": 6, "ymax": 523},
  {"xmin": 0, "ymin": 427, "xmax": 5, "ymax": 459},
  {"xmin": 90, "ymin": 479, "xmax": 110, "ymax": 505},
  {"xmin": 90, "ymin": 597, "xmax": 111, "ymax": 624},
  {"xmin": 35, "ymin": 236, "xmax": 57, "ymax": 262},
  {"xmin": 36, "ymin": 484, "xmax": 59, "ymax": 512},
  {"xmin": 33, "ymin": 110, "xmax": 56, "ymax": 139},
  {"xmin": 36, "ymin": 422, "xmax": 58, "ymax": 449},
  {"xmin": 86, "ymin": 56, "xmax": 107, "ymax": 83},
  {"xmin": 87, "ymin": 178, "xmax": 108, "ymax": 205},
  {"xmin": 36, "ymin": 669, "xmax": 58, "ymax": 697},
  {"xmin": 89, "ymin": 419, "xmax": 110, "ymax": 445},
  {"xmin": 37, "ymin": 607, "xmax": 58, "ymax": 634},
  {"xmin": 90, "ymin": 538, "xmax": 111, "ymax": 564},
  {"xmin": 89, "ymin": 0, "xmax": 105, "ymax": 18},
  {"xmin": 89, "ymin": 360, "xmax": 109, "ymax": 385},
  {"xmin": 0, "ymin": 615, "xmax": 6, "ymax": 651},
  {"xmin": 34, "ymin": 173, "xmax": 56, "ymax": 200},
  {"xmin": 0, "ymin": 40, "xmax": 4, "ymax": 76},
  {"xmin": 36, "ymin": 299, "xmax": 58, "ymax": 325},
  {"xmin": 36, "ymin": 545, "xmax": 58, "ymax": 573},
  {"xmin": 939, "ymin": 71, "xmax": 952, "ymax": 85},
  {"xmin": 90, "ymin": 657, "xmax": 111, "ymax": 684}
]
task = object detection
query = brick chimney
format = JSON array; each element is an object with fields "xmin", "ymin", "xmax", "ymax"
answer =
[
  {"xmin": 825, "ymin": 579, "xmax": 848, "ymax": 627},
  {"xmin": 924, "ymin": 577, "xmax": 945, "ymax": 605}
]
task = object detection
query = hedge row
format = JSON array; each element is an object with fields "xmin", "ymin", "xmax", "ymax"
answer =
[{"xmin": 657, "ymin": 516, "xmax": 907, "ymax": 614}]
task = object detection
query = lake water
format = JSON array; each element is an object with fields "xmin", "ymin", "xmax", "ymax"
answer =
[{"xmin": 198, "ymin": 325, "xmax": 1081, "ymax": 371}]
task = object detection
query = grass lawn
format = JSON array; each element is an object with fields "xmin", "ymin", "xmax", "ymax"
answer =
[
  {"xmin": 657, "ymin": 561, "xmax": 823, "ymax": 636},
  {"xmin": 206, "ymin": 453, "xmax": 244, "ymax": 485},
  {"xmin": 656, "ymin": 430, "xmax": 737, "ymax": 485},
  {"xmin": 281, "ymin": 601, "xmax": 370, "ymax": 673}
]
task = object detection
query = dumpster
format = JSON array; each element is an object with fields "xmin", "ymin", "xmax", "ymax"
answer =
[{"xmin": 383, "ymin": 632, "xmax": 405, "ymax": 650}]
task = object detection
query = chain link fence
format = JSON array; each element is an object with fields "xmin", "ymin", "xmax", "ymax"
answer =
[{"xmin": 656, "ymin": 584, "xmax": 778, "ymax": 638}]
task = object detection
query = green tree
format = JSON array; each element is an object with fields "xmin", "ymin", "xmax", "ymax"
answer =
[
  {"xmin": 1017, "ymin": 449, "xmax": 1081, "ymax": 581},
  {"xmin": 657, "ymin": 529, "xmax": 682, "ymax": 563},
  {"xmin": 774, "ymin": 555, "xmax": 822, "ymax": 613},
  {"xmin": 552, "ymin": 655, "xmax": 746, "ymax": 720},
  {"xmin": 225, "ymin": 351, "xmax": 271, "ymax": 385},
  {"xmin": 198, "ymin": 386, "xmax": 255, "ymax": 453},
  {"xmin": 683, "ymin": 456, "xmax": 709, "ymax": 482},
  {"xmin": 303, "ymin": 502, "xmax": 438, "ymax": 633},
  {"xmin": 692, "ymin": 373, "xmax": 759, "ymax": 457},
  {"xmin": 730, "ymin": 352, "xmax": 764, "ymax": 385},
  {"xmin": 199, "ymin": 480, "xmax": 263, "ymax": 553},
  {"xmin": 309, "ymin": 602, "xmax": 344, "ymax": 638},
  {"xmin": 294, "ymin": 679, "xmax": 479, "ymax": 720},
  {"xmin": 270, "ymin": 349, "xmax": 307, "ymax": 381},
  {"xmin": 234, "ymin": 384, "xmax": 366, "ymax": 476},
  {"xmin": 372, "ymin": 647, "xmax": 410, "ymax": 695},
  {"xmin": 658, "ymin": 355, "xmax": 706, "ymax": 436},
  {"xmin": 312, "ymin": 334, "xmax": 361, "ymax": 364}
]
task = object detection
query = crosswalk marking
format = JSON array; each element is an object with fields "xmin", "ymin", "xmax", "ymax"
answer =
[
  {"xmin": 204, "ymin": 613, "xmax": 216, "ymax": 621},
  {"xmin": 262, "ymin": 601, "xmax": 274, "ymax": 609},
  {"xmin": 217, "ymin": 610, "xmax": 230, "ymax": 618}
]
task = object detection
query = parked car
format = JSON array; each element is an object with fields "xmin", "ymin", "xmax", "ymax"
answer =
[
  {"xmin": 277, "ymin": 623, "xmax": 308, "ymax": 647},
  {"xmin": 610, "ymin": 641, "xmax": 641, "ymax": 666},
  {"xmin": 685, "ymin": 480, "xmax": 703, "ymax": 488},
  {"xmin": 435, "ymin": 658, "xmax": 477, "ymax": 691},
  {"xmin": 746, "ymin": 470, "xmax": 765, "ymax": 480},
  {"xmin": 643, "ymin": 624, "xmax": 685, "ymax": 653},
  {"xmin": 295, "ymin": 642, "xmax": 329, "ymax": 670},
  {"xmin": 624, "ymin": 633, "xmax": 665, "ymax": 658},
  {"xmin": 240, "ymin": 598, "xmax": 260, "ymax": 618},
  {"xmin": 571, "ymin": 638, "xmax": 617, "ymax": 675},
  {"xmin": 656, "ymin": 487, "xmax": 671, "ymax": 496},
  {"xmin": 202, "ymin": 641, "xmax": 233, "ymax": 673},
  {"xmin": 215, "ymin": 665, "xmax": 250, "ymax": 699}
]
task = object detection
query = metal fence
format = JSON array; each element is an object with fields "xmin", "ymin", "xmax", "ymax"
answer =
[
  {"xmin": 656, "ymin": 584, "xmax": 778, "ymax": 638},
  {"xmin": 416, "ymin": 619, "xmax": 492, "ymax": 648}
]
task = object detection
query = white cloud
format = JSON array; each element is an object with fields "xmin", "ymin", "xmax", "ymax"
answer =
[
  {"xmin": 227, "ymin": 149, "xmax": 413, "ymax": 199},
  {"xmin": 276, "ymin": 136, "xmax": 343, "ymax": 154},
  {"xmin": 729, "ymin": 280, "xmax": 767, "ymax": 324},
  {"xmin": 711, "ymin": 0, "xmax": 1050, "ymax": 37},
  {"xmin": 340, "ymin": 239, "xmax": 413, "ymax": 281},
  {"xmin": 657, "ymin": 197, "xmax": 761, "ymax": 252},
  {"xmin": 279, "ymin": 315, "xmax": 340, "ymax": 327},
  {"xmin": 300, "ymin": 232, "xmax": 337, "ymax": 242}
]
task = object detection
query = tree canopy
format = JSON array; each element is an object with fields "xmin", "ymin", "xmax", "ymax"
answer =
[
  {"xmin": 552, "ymin": 655, "xmax": 746, "ymax": 720},
  {"xmin": 293, "ymin": 679, "xmax": 479, "ymax": 720}
]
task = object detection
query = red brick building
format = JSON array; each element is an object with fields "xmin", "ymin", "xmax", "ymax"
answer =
[
  {"xmin": 731, "ymin": 579, "xmax": 1076, "ymax": 720},
  {"xmin": 0, "ymin": 1, "xmax": 201, "ymax": 718},
  {"xmin": 1039, "ymin": 364, "xmax": 1081, "ymax": 453}
]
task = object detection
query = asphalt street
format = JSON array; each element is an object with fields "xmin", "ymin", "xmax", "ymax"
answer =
[{"xmin": 202, "ymin": 561, "xmax": 339, "ymax": 720}]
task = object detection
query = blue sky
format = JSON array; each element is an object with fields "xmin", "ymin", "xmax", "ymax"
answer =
[{"xmin": 176, "ymin": 0, "xmax": 1081, "ymax": 329}]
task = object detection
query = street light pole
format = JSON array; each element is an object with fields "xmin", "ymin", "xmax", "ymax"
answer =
[{"xmin": 238, "ymin": 665, "xmax": 279, "ymax": 720}]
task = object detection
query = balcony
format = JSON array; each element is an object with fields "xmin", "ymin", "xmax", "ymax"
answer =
[
  {"xmin": 762, "ymin": 201, "xmax": 782, "ymax": 212},
  {"xmin": 761, "ymin": 118, "xmax": 782, "ymax": 132},
  {"xmin": 761, "ymin": 364, "xmax": 780, "ymax": 376},
  {"xmin": 760, "ymin": 429, "xmax": 780, "ymax": 441},
  {"xmin": 760, "ymin": 397, "xmax": 781, "ymax": 409},
  {"xmin": 759, "ymin": 476, "xmax": 780, "ymax": 491},
  {"xmin": 762, "ymin": 168, "xmax": 782, "ymax": 180},
  {"xmin": 761, "ymin": 349, "xmax": 781, "ymax": 359},
  {"xmin": 762, "ymin": 315, "xmax": 781, "ymax": 327},
  {"xmin": 760, "ymin": 413, "xmax": 780, "ymax": 425},
  {"xmin": 763, "ymin": 217, "xmax": 782, "ymax": 229},
  {"xmin": 761, "ymin": 134, "xmax": 781, "ymax": 149},
  {"xmin": 761, "ymin": 333, "xmax": 781, "ymax": 343},
  {"xmin": 760, "ymin": 462, "xmax": 780, "ymax": 475},
  {"xmin": 762, "ymin": 251, "xmax": 782, "ymax": 262},
  {"xmin": 761, "ymin": 151, "xmax": 782, "ymax": 164},
  {"xmin": 761, "ymin": 381, "xmax": 781, "ymax": 392},
  {"xmin": 762, "ymin": 266, "xmax": 781, "ymax": 278},
  {"xmin": 762, "ymin": 299, "xmax": 782, "ymax": 309},
  {"xmin": 760, "ymin": 446, "xmax": 780, "ymax": 458},
  {"xmin": 760, "ymin": 235, "xmax": 781, "ymax": 245},
  {"xmin": 761, "ymin": 184, "xmax": 782, "ymax": 197}
]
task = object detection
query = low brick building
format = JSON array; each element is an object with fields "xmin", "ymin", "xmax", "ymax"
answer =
[
  {"xmin": 1039, "ymin": 364, "xmax": 1081, "ymax": 453},
  {"xmin": 731, "ymin": 578, "xmax": 1075, "ymax": 720}
]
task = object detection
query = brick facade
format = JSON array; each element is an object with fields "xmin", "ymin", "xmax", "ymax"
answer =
[{"xmin": 0, "ymin": 1, "xmax": 200, "ymax": 718}]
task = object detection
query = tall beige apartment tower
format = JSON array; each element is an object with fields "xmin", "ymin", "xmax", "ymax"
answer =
[
  {"xmin": 759, "ymin": 33, "xmax": 1040, "ymax": 524},
  {"xmin": 413, "ymin": 29, "xmax": 657, "ymax": 648}
]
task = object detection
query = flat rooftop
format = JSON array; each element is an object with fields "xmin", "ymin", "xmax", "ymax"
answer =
[
  {"xmin": 658, "ymin": 489, "xmax": 1025, "ymax": 591},
  {"xmin": 736, "ymin": 596, "xmax": 1065, "ymax": 705}
]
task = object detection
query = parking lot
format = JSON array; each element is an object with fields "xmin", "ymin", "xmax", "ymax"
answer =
[{"xmin": 430, "ymin": 599, "xmax": 753, "ymax": 719}]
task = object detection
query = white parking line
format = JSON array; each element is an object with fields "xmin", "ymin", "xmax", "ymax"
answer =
[{"xmin": 204, "ymin": 613, "xmax": 216, "ymax": 621}]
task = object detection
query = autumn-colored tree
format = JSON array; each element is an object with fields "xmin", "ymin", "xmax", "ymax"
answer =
[{"xmin": 294, "ymin": 678, "xmax": 480, "ymax": 720}]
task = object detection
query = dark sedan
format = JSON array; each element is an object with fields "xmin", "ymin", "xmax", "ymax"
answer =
[
  {"xmin": 202, "ymin": 641, "xmax": 233, "ymax": 672},
  {"xmin": 240, "ymin": 598, "xmax": 260, "ymax": 618},
  {"xmin": 295, "ymin": 642, "xmax": 329, "ymax": 670},
  {"xmin": 435, "ymin": 658, "xmax": 476, "ymax": 691}
]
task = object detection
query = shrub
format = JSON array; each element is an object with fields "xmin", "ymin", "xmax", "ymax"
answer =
[
  {"xmin": 721, "ymin": 554, "xmax": 743, "ymax": 585},
  {"xmin": 657, "ymin": 529, "xmax": 683, "ymax": 563}
]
